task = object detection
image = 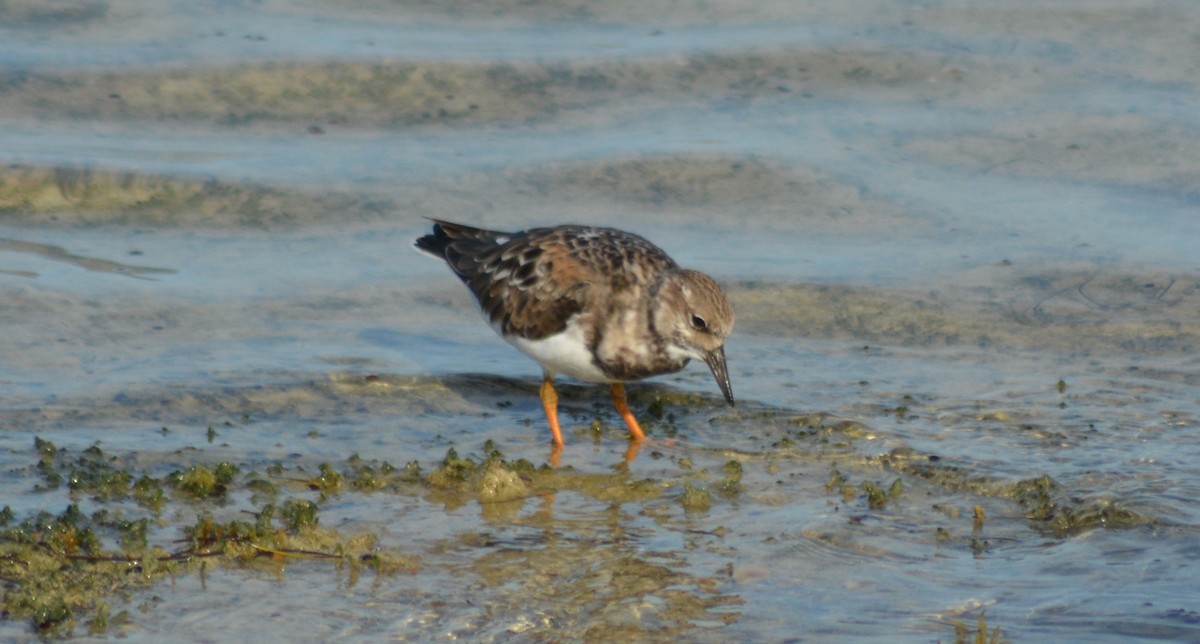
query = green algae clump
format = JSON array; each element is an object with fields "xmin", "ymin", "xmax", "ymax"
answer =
[
  {"xmin": 679, "ymin": 482, "xmax": 714, "ymax": 513},
  {"xmin": 168, "ymin": 462, "xmax": 239, "ymax": 499},
  {"xmin": 476, "ymin": 462, "xmax": 529, "ymax": 504},
  {"xmin": 0, "ymin": 439, "xmax": 422, "ymax": 637}
]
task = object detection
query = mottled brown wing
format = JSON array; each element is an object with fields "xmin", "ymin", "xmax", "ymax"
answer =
[{"xmin": 417, "ymin": 220, "xmax": 677, "ymax": 340}]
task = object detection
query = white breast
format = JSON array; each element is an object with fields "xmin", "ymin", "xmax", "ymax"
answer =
[{"xmin": 504, "ymin": 315, "xmax": 611, "ymax": 383}]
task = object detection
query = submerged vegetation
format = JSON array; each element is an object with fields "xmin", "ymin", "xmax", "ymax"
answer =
[
  {"xmin": 1, "ymin": 437, "xmax": 425, "ymax": 637},
  {"xmin": 0, "ymin": 394, "xmax": 1152, "ymax": 638},
  {"xmin": 1, "ymin": 433, "xmax": 752, "ymax": 637}
]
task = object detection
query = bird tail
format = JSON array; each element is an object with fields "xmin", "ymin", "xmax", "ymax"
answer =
[{"xmin": 413, "ymin": 219, "xmax": 510, "ymax": 258}]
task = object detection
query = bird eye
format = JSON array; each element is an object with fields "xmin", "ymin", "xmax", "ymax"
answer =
[{"xmin": 690, "ymin": 315, "xmax": 707, "ymax": 331}]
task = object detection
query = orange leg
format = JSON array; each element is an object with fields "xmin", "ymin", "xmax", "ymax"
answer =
[
  {"xmin": 622, "ymin": 440, "xmax": 644, "ymax": 465},
  {"xmin": 610, "ymin": 382, "xmax": 646, "ymax": 441},
  {"xmin": 540, "ymin": 376, "xmax": 565, "ymax": 446}
]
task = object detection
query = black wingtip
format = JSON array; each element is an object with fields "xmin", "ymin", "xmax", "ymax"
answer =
[{"xmin": 413, "ymin": 221, "xmax": 450, "ymax": 257}]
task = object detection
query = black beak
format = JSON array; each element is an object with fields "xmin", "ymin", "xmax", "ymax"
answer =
[{"xmin": 702, "ymin": 346, "xmax": 735, "ymax": 406}]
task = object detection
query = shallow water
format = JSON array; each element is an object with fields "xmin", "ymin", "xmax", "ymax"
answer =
[{"xmin": 3, "ymin": 0, "xmax": 1200, "ymax": 640}]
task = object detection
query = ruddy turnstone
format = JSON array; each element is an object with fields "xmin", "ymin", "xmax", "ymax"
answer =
[{"xmin": 415, "ymin": 219, "xmax": 735, "ymax": 448}]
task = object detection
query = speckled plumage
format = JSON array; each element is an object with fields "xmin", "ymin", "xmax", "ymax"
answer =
[{"xmin": 415, "ymin": 219, "xmax": 735, "ymax": 449}]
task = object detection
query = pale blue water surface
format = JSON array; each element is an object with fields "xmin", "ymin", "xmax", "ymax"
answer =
[{"xmin": 2, "ymin": 0, "xmax": 1199, "ymax": 640}]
